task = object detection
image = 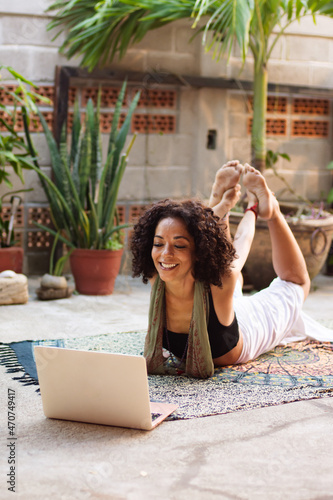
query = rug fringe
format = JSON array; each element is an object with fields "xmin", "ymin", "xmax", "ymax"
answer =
[{"xmin": 0, "ymin": 344, "xmax": 39, "ymax": 387}]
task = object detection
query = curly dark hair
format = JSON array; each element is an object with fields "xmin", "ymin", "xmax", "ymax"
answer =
[{"xmin": 131, "ymin": 199, "xmax": 237, "ymax": 288}]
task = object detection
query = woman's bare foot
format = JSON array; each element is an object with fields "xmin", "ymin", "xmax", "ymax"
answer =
[
  {"xmin": 208, "ymin": 160, "xmax": 243, "ymax": 208},
  {"xmin": 213, "ymin": 185, "xmax": 242, "ymax": 219},
  {"xmin": 245, "ymin": 190, "xmax": 258, "ymax": 211},
  {"xmin": 212, "ymin": 185, "xmax": 242, "ymax": 241},
  {"xmin": 242, "ymin": 163, "xmax": 279, "ymax": 220}
]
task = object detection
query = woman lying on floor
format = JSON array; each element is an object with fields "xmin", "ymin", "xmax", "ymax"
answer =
[{"xmin": 131, "ymin": 162, "xmax": 333, "ymax": 378}]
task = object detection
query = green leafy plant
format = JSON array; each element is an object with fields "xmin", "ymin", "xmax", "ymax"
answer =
[
  {"xmin": 265, "ymin": 150, "xmax": 333, "ymax": 220},
  {"xmin": 265, "ymin": 149, "xmax": 306, "ymax": 203},
  {"xmin": 24, "ymin": 81, "xmax": 140, "ymax": 250},
  {"xmin": 0, "ymin": 66, "xmax": 51, "ymax": 250},
  {"xmin": 0, "ymin": 65, "xmax": 50, "ymax": 187},
  {"xmin": 48, "ymin": 231, "xmax": 74, "ymax": 276},
  {"xmin": 0, "ymin": 189, "xmax": 32, "ymax": 247}
]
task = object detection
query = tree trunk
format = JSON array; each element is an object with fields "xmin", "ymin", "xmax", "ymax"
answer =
[{"xmin": 251, "ymin": 63, "xmax": 267, "ymax": 172}]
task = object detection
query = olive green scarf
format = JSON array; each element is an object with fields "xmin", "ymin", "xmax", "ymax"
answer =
[{"xmin": 144, "ymin": 276, "xmax": 214, "ymax": 378}]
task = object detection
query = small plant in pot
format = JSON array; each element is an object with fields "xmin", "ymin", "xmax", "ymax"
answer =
[
  {"xmin": 0, "ymin": 65, "xmax": 50, "ymax": 274},
  {"xmin": 36, "ymin": 232, "xmax": 75, "ymax": 300},
  {"xmin": 0, "ymin": 191, "xmax": 33, "ymax": 273},
  {"xmin": 1, "ymin": 192, "xmax": 23, "ymax": 273},
  {"xmin": 24, "ymin": 81, "xmax": 140, "ymax": 295}
]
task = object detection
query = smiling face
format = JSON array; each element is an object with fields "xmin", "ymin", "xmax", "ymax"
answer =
[{"xmin": 151, "ymin": 217, "xmax": 196, "ymax": 284}]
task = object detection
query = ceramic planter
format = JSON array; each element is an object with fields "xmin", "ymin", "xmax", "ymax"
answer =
[
  {"xmin": 36, "ymin": 274, "xmax": 74, "ymax": 300},
  {"xmin": 229, "ymin": 210, "xmax": 333, "ymax": 290},
  {"xmin": 69, "ymin": 248, "xmax": 123, "ymax": 295},
  {"xmin": 0, "ymin": 247, "xmax": 23, "ymax": 274}
]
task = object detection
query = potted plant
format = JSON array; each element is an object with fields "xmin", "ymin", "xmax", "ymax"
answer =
[
  {"xmin": 0, "ymin": 65, "xmax": 49, "ymax": 273},
  {"xmin": 24, "ymin": 81, "xmax": 140, "ymax": 295},
  {"xmin": 0, "ymin": 192, "xmax": 26, "ymax": 273},
  {"xmin": 36, "ymin": 231, "xmax": 74, "ymax": 300}
]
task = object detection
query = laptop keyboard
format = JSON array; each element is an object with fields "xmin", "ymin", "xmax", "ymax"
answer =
[{"xmin": 151, "ymin": 412, "xmax": 162, "ymax": 421}]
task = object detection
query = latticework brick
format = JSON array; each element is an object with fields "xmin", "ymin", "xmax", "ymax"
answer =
[
  {"xmin": 28, "ymin": 207, "xmax": 52, "ymax": 228},
  {"xmin": 127, "ymin": 204, "xmax": 151, "ymax": 244},
  {"xmin": 101, "ymin": 87, "xmax": 127, "ymax": 107},
  {"xmin": 291, "ymin": 120, "xmax": 329, "ymax": 137},
  {"xmin": 68, "ymin": 87, "xmax": 78, "ymax": 107},
  {"xmin": 0, "ymin": 109, "xmax": 25, "ymax": 132},
  {"xmin": 248, "ymin": 95, "xmax": 287, "ymax": 113},
  {"xmin": 116, "ymin": 205, "xmax": 126, "ymax": 225},
  {"xmin": 248, "ymin": 118, "xmax": 287, "ymax": 136},
  {"xmin": 0, "ymin": 85, "xmax": 24, "ymax": 106},
  {"xmin": 266, "ymin": 96, "xmax": 288, "ymax": 113},
  {"xmin": 67, "ymin": 111, "xmax": 74, "ymax": 132},
  {"xmin": 34, "ymin": 85, "xmax": 54, "ymax": 106},
  {"xmin": 81, "ymin": 87, "xmax": 99, "ymax": 106},
  {"xmin": 135, "ymin": 88, "xmax": 177, "ymax": 109},
  {"xmin": 29, "ymin": 112, "xmax": 54, "ymax": 133},
  {"xmin": 27, "ymin": 231, "xmax": 52, "ymax": 249},
  {"xmin": 132, "ymin": 114, "xmax": 176, "ymax": 134},
  {"xmin": 12, "ymin": 231, "xmax": 24, "ymax": 248},
  {"xmin": 0, "ymin": 205, "xmax": 24, "ymax": 227},
  {"xmin": 81, "ymin": 86, "xmax": 127, "ymax": 107},
  {"xmin": 292, "ymin": 98, "xmax": 329, "ymax": 116},
  {"xmin": 266, "ymin": 118, "xmax": 287, "ymax": 135},
  {"xmin": 129, "ymin": 204, "xmax": 150, "ymax": 223},
  {"xmin": 99, "ymin": 112, "xmax": 126, "ymax": 133}
]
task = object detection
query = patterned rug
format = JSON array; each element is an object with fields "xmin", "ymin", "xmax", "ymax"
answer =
[{"xmin": 1, "ymin": 331, "xmax": 333, "ymax": 420}]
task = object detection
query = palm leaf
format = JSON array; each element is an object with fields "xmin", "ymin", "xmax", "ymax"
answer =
[{"xmin": 47, "ymin": 0, "xmax": 195, "ymax": 70}]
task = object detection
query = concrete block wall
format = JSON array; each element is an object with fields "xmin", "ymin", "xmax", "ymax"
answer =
[
  {"xmin": 1, "ymin": 3, "xmax": 333, "ymax": 274},
  {"xmin": 227, "ymin": 90, "xmax": 333, "ymax": 201}
]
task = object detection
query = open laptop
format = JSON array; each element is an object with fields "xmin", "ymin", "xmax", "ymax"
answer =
[{"xmin": 34, "ymin": 346, "xmax": 178, "ymax": 431}]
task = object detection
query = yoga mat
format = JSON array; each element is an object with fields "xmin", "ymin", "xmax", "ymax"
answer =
[{"xmin": 1, "ymin": 331, "xmax": 333, "ymax": 420}]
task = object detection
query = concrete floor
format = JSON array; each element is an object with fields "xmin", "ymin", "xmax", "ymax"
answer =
[{"xmin": 0, "ymin": 273, "xmax": 333, "ymax": 500}]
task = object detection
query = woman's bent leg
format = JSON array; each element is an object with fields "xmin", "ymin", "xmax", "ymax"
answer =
[{"xmin": 266, "ymin": 213, "xmax": 310, "ymax": 299}]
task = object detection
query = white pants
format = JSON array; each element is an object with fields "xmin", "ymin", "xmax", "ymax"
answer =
[{"xmin": 233, "ymin": 278, "xmax": 333, "ymax": 364}]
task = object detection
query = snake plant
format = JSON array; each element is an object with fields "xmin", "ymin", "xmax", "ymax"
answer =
[{"xmin": 24, "ymin": 81, "xmax": 140, "ymax": 250}]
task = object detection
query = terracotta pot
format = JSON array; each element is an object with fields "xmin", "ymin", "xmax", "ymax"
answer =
[
  {"xmin": 69, "ymin": 248, "xmax": 123, "ymax": 295},
  {"xmin": 229, "ymin": 211, "xmax": 333, "ymax": 290},
  {"xmin": 0, "ymin": 247, "xmax": 23, "ymax": 273}
]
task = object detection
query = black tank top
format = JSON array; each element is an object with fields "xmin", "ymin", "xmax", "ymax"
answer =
[{"xmin": 163, "ymin": 292, "xmax": 239, "ymax": 359}]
